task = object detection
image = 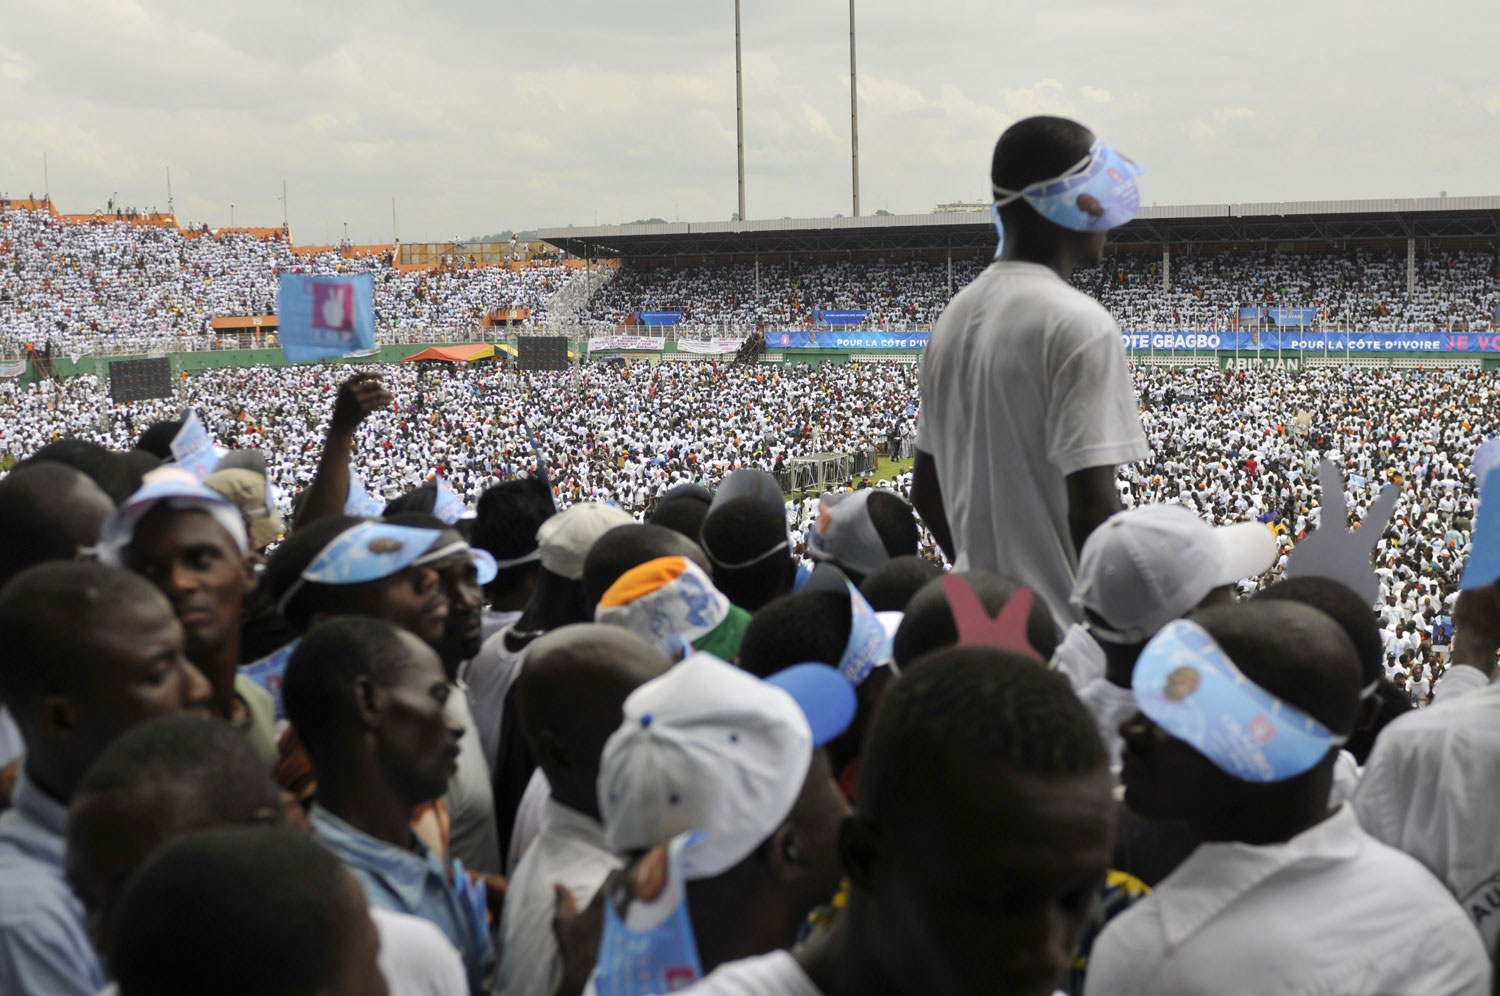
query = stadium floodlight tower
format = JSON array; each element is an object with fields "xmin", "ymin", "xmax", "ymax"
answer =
[
  {"xmin": 735, "ymin": 0, "xmax": 746, "ymax": 223},
  {"xmin": 849, "ymin": 0, "xmax": 860, "ymax": 217}
]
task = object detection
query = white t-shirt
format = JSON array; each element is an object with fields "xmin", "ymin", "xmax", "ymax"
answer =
[
  {"xmin": 675, "ymin": 951, "xmax": 822, "ymax": 996},
  {"xmin": 1074, "ymin": 678, "xmax": 1136, "ymax": 774},
  {"xmin": 918, "ymin": 261, "xmax": 1148, "ymax": 630},
  {"xmin": 371, "ymin": 908, "xmax": 469, "ymax": 996},
  {"xmin": 462, "ymin": 623, "xmax": 531, "ymax": 770},
  {"xmin": 443, "ymin": 684, "xmax": 501, "ymax": 876}
]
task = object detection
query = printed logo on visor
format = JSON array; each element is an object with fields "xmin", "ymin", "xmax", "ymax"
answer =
[
  {"xmin": 302, "ymin": 522, "xmax": 445, "ymax": 586},
  {"xmin": 1133, "ymin": 619, "xmax": 1347, "ymax": 783},
  {"xmin": 990, "ymin": 139, "xmax": 1144, "ymax": 256}
]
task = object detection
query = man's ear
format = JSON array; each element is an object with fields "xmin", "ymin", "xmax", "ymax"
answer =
[
  {"xmin": 352, "ymin": 675, "xmax": 384, "ymax": 729},
  {"xmin": 838, "ymin": 813, "xmax": 881, "ymax": 890},
  {"xmin": 1356, "ymin": 694, "xmax": 1382, "ymax": 731},
  {"xmin": 36, "ymin": 694, "xmax": 81, "ymax": 746},
  {"xmin": 238, "ymin": 555, "xmax": 258, "ymax": 597},
  {"xmin": 537, "ymin": 728, "xmax": 571, "ymax": 774},
  {"xmin": 766, "ymin": 821, "xmax": 811, "ymax": 881}
]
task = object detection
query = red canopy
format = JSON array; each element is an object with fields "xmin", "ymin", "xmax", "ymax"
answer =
[{"xmin": 401, "ymin": 344, "xmax": 496, "ymax": 363}]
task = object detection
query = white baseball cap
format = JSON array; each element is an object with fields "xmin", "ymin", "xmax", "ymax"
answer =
[
  {"xmin": 1071, "ymin": 504, "xmax": 1276, "ymax": 644},
  {"xmin": 535, "ymin": 502, "xmax": 635, "ymax": 580},
  {"xmin": 98, "ymin": 467, "xmax": 250, "ymax": 567},
  {"xmin": 598, "ymin": 652, "xmax": 854, "ymax": 880}
]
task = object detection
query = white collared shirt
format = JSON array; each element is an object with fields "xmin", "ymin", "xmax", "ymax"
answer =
[
  {"xmin": 495, "ymin": 796, "xmax": 624, "ymax": 996},
  {"xmin": 1085, "ymin": 807, "xmax": 1489, "ymax": 996},
  {"xmin": 1354, "ymin": 671, "xmax": 1500, "ymax": 949}
]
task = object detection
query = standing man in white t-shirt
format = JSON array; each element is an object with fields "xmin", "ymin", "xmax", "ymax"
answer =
[{"xmin": 913, "ymin": 116, "xmax": 1148, "ymax": 632}]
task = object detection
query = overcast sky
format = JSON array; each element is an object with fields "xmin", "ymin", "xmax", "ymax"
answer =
[{"xmin": 2, "ymin": 0, "xmax": 1497, "ymax": 245}]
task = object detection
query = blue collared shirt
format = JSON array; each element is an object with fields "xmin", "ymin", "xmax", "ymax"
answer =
[
  {"xmin": 310, "ymin": 805, "xmax": 490, "ymax": 992},
  {"xmin": 0, "ymin": 771, "xmax": 106, "ymax": 996}
]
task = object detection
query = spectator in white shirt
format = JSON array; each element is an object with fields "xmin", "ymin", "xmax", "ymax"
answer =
[
  {"xmin": 496, "ymin": 625, "xmax": 670, "ymax": 996},
  {"xmin": 1087, "ymin": 601, "xmax": 1489, "ymax": 995}
]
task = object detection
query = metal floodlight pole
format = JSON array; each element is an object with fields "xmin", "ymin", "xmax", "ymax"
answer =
[
  {"xmin": 848, "ymin": 0, "xmax": 860, "ymax": 217},
  {"xmin": 734, "ymin": 0, "xmax": 746, "ymax": 223}
]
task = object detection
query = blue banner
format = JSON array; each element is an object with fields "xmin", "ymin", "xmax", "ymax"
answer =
[
  {"xmin": 277, "ymin": 274, "xmax": 375, "ymax": 362},
  {"xmin": 815, "ymin": 310, "xmax": 870, "ymax": 327},
  {"xmin": 637, "ymin": 311, "xmax": 682, "ymax": 326},
  {"xmin": 772, "ymin": 330, "xmax": 929, "ymax": 350},
  {"xmin": 1121, "ymin": 331, "xmax": 1500, "ymax": 353}
]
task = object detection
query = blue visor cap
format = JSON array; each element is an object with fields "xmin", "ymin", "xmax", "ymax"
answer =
[
  {"xmin": 302, "ymin": 522, "xmax": 447, "ymax": 585},
  {"xmin": 414, "ymin": 538, "xmax": 499, "ymax": 587},
  {"xmin": 993, "ymin": 140, "xmax": 1144, "ymax": 233},
  {"xmin": 1133, "ymin": 619, "xmax": 1347, "ymax": 783},
  {"xmin": 1460, "ymin": 459, "xmax": 1500, "ymax": 591},
  {"xmin": 764, "ymin": 662, "xmax": 856, "ymax": 748}
]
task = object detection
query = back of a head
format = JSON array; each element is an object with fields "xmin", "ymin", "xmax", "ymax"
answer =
[
  {"xmin": 865, "ymin": 491, "xmax": 919, "ymax": 564},
  {"xmin": 109, "ymin": 826, "xmax": 367, "ymax": 996},
  {"xmin": 893, "ymin": 571, "xmax": 1058, "ymax": 667},
  {"xmin": 73, "ymin": 715, "xmax": 279, "ymax": 827},
  {"xmin": 859, "ymin": 646, "xmax": 1105, "ymax": 834},
  {"xmin": 0, "ymin": 461, "xmax": 116, "ymax": 588},
  {"xmin": 263, "ymin": 514, "xmax": 367, "ymax": 631},
  {"xmin": 991, "ymin": 116, "xmax": 1095, "ymax": 227},
  {"xmin": 581, "ymin": 524, "xmax": 708, "ymax": 610},
  {"xmin": 472, "ymin": 476, "xmax": 555, "ymax": 571},
  {"xmin": 858, "ymin": 555, "xmax": 941, "ymax": 613},
  {"xmin": 699, "ymin": 496, "xmax": 792, "ymax": 611},
  {"xmin": 0, "ymin": 560, "xmax": 166, "ymax": 713},
  {"xmin": 1192, "ymin": 601, "xmax": 1362, "ymax": 736},
  {"xmin": 738, "ymin": 590, "xmax": 852, "ymax": 679},
  {"xmin": 133, "ymin": 419, "xmax": 185, "ymax": 460},
  {"xmin": 1252, "ymin": 576, "xmax": 1383, "ymax": 690},
  {"xmin": 382, "ymin": 483, "xmax": 438, "ymax": 518},
  {"xmin": 282, "ymin": 615, "xmax": 410, "ymax": 762},
  {"xmin": 647, "ymin": 483, "xmax": 713, "ymax": 541},
  {"xmin": 20, "ymin": 438, "xmax": 136, "ymax": 504}
]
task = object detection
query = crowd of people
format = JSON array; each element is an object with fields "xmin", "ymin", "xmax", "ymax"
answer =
[
  {"xmin": 3, "ymin": 112, "xmax": 1500, "ymax": 996},
  {"xmin": 5, "ymin": 203, "xmax": 1499, "ymax": 359},
  {"xmin": 0, "ymin": 203, "xmax": 586, "ymax": 353}
]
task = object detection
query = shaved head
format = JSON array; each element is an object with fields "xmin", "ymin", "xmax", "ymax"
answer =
[
  {"xmin": 0, "ymin": 462, "xmax": 115, "ymax": 587},
  {"xmin": 516, "ymin": 623, "xmax": 671, "ymax": 817}
]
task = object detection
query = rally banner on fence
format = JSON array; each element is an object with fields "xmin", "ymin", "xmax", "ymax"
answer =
[
  {"xmin": 276, "ymin": 274, "xmax": 376, "ymax": 362},
  {"xmin": 1122, "ymin": 331, "xmax": 1500, "ymax": 353},
  {"xmin": 815, "ymin": 310, "xmax": 871, "ymax": 326},
  {"xmin": 676, "ymin": 337, "xmax": 746, "ymax": 354},
  {"xmin": 0, "ymin": 360, "xmax": 26, "ymax": 378},
  {"xmin": 588, "ymin": 336, "xmax": 666, "ymax": 352},
  {"xmin": 773, "ymin": 330, "xmax": 929, "ymax": 350}
]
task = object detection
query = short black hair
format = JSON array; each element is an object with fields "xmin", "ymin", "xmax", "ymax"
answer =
[
  {"xmin": 990, "ymin": 116, "xmax": 1096, "ymax": 227},
  {"xmin": 0, "ymin": 462, "xmax": 109, "ymax": 588},
  {"xmin": 108, "ymin": 826, "xmax": 364, "ymax": 996},
  {"xmin": 282, "ymin": 615, "xmax": 414, "ymax": 764},
  {"xmin": 865, "ymin": 491, "xmax": 919, "ymax": 562},
  {"xmin": 262, "ymin": 515, "xmax": 368, "ymax": 631},
  {"xmin": 0, "ymin": 561, "xmax": 166, "ymax": 711},
  {"xmin": 858, "ymin": 555, "xmax": 941, "ymax": 613},
  {"xmin": 471, "ymin": 477, "xmax": 555, "ymax": 591},
  {"xmin": 19, "ymin": 438, "xmax": 136, "ymax": 504},
  {"xmin": 1252, "ymin": 576, "xmax": 1383, "ymax": 688},
  {"xmin": 73, "ymin": 715, "xmax": 280, "ymax": 824},
  {"xmin": 893, "ymin": 571, "xmax": 1058, "ymax": 667},
  {"xmin": 647, "ymin": 484, "xmax": 713, "ymax": 541},
  {"xmin": 383, "ymin": 483, "xmax": 439, "ymax": 518},
  {"xmin": 581, "ymin": 524, "xmax": 703, "ymax": 609},
  {"xmin": 699, "ymin": 497, "xmax": 792, "ymax": 612},
  {"xmin": 133, "ymin": 419, "xmax": 185, "ymax": 460},
  {"xmin": 738, "ymin": 590, "xmax": 852, "ymax": 679},
  {"xmin": 859, "ymin": 646, "xmax": 1104, "ymax": 833},
  {"xmin": 1193, "ymin": 601, "xmax": 1362, "ymax": 735}
]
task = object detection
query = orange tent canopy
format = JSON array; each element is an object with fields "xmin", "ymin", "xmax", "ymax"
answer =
[{"xmin": 401, "ymin": 344, "xmax": 496, "ymax": 363}]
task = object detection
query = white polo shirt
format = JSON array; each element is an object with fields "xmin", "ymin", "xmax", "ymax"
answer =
[
  {"xmin": 918, "ymin": 261, "xmax": 1147, "ymax": 630},
  {"xmin": 495, "ymin": 796, "xmax": 623, "ymax": 996},
  {"xmin": 1353, "ymin": 670, "xmax": 1500, "ymax": 948},
  {"xmin": 1084, "ymin": 806, "xmax": 1489, "ymax": 996}
]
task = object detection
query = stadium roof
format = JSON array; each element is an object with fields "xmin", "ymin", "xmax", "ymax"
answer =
[{"xmin": 536, "ymin": 196, "xmax": 1500, "ymax": 258}]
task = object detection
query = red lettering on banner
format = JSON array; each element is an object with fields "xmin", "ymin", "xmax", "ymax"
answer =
[{"xmin": 1480, "ymin": 335, "xmax": 1493, "ymax": 351}]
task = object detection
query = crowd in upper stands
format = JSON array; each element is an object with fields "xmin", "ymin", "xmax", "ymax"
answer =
[
  {"xmin": 4, "ymin": 203, "xmax": 1497, "ymax": 355},
  {"xmin": 0, "ymin": 204, "xmax": 581, "ymax": 354}
]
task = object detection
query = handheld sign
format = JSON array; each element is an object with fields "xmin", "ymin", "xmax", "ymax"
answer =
[
  {"xmin": 1460, "ymin": 440, "xmax": 1500, "ymax": 591},
  {"xmin": 1284, "ymin": 459, "xmax": 1399, "ymax": 607},
  {"xmin": 170, "ymin": 409, "xmax": 220, "ymax": 480},
  {"xmin": 276, "ymin": 274, "xmax": 376, "ymax": 362}
]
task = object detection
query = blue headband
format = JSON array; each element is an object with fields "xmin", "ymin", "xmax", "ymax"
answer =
[
  {"xmin": 990, "ymin": 139, "xmax": 1144, "ymax": 256},
  {"xmin": 1134, "ymin": 619, "xmax": 1347, "ymax": 783}
]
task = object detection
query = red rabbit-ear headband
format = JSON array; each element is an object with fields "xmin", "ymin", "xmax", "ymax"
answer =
[{"xmin": 941, "ymin": 574, "xmax": 1043, "ymax": 662}]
